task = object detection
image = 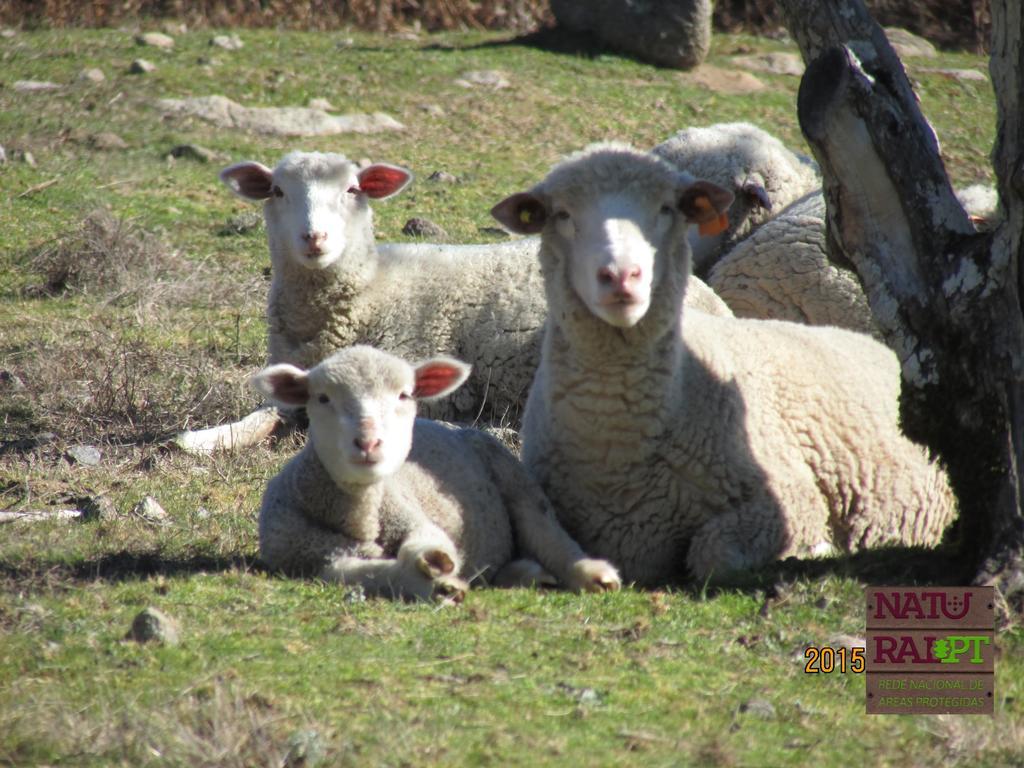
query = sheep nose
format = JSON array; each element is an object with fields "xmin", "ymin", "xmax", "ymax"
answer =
[
  {"xmin": 597, "ymin": 265, "xmax": 642, "ymax": 293},
  {"xmin": 302, "ymin": 231, "xmax": 328, "ymax": 251},
  {"xmin": 354, "ymin": 436, "xmax": 382, "ymax": 453}
]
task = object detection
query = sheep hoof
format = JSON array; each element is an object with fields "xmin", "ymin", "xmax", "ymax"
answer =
[
  {"xmin": 431, "ymin": 574, "xmax": 468, "ymax": 605},
  {"xmin": 571, "ymin": 559, "xmax": 622, "ymax": 593},
  {"xmin": 417, "ymin": 549, "xmax": 456, "ymax": 578}
]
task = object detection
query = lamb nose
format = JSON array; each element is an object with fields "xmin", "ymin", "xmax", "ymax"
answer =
[{"xmin": 355, "ymin": 437, "xmax": 382, "ymax": 452}]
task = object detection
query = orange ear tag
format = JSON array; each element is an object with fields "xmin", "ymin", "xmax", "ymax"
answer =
[{"xmin": 698, "ymin": 213, "xmax": 729, "ymax": 237}]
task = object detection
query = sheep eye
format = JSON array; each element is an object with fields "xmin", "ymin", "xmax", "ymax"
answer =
[
  {"xmin": 272, "ymin": 185, "xmax": 284, "ymax": 198},
  {"xmin": 317, "ymin": 394, "xmax": 330, "ymax": 404},
  {"xmin": 347, "ymin": 185, "xmax": 361, "ymax": 196},
  {"xmin": 554, "ymin": 210, "xmax": 571, "ymax": 221},
  {"xmin": 659, "ymin": 205, "xmax": 674, "ymax": 216},
  {"xmin": 399, "ymin": 391, "xmax": 412, "ymax": 401}
]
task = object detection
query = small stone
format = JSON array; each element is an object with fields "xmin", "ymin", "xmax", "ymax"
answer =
[
  {"xmin": 402, "ymin": 218, "xmax": 448, "ymax": 239},
  {"xmin": 813, "ymin": 596, "xmax": 829, "ymax": 610},
  {"xmin": 739, "ymin": 698, "xmax": 776, "ymax": 719},
  {"xmin": 427, "ymin": 170, "xmax": 459, "ymax": 184},
  {"xmin": 730, "ymin": 52, "xmax": 804, "ymax": 77},
  {"xmin": 78, "ymin": 68, "xmax": 106, "ymax": 84},
  {"xmin": 161, "ymin": 21, "xmax": 187, "ymax": 35},
  {"xmin": 920, "ymin": 67, "xmax": 988, "ymax": 83},
  {"xmin": 35, "ymin": 432, "xmax": 57, "ymax": 445},
  {"xmin": 194, "ymin": 506, "xmax": 211, "ymax": 520},
  {"xmin": 210, "ymin": 34, "xmax": 243, "ymax": 51},
  {"xmin": 335, "ymin": 37, "xmax": 355, "ymax": 49},
  {"xmin": 130, "ymin": 59, "xmax": 157, "ymax": 74},
  {"xmin": 219, "ymin": 210, "xmax": 263, "ymax": 236},
  {"xmin": 455, "ymin": 70, "xmax": 510, "ymax": 89},
  {"xmin": 0, "ymin": 370, "xmax": 25, "ymax": 391},
  {"xmin": 343, "ymin": 585, "xmax": 367, "ymax": 604},
  {"xmin": 885, "ymin": 27, "xmax": 937, "ymax": 59},
  {"xmin": 136, "ymin": 32, "xmax": 175, "ymax": 49},
  {"xmin": 828, "ymin": 634, "xmax": 866, "ymax": 652},
  {"xmin": 419, "ymin": 103, "xmax": 445, "ymax": 117},
  {"xmin": 15, "ymin": 149, "xmax": 36, "ymax": 167},
  {"xmin": 79, "ymin": 494, "xmax": 117, "ymax": 522},
  {"xmin": 0, "ymin": 145, "xmax": 5, "ymax": 164},
  {"xmin": 168, "ymin": 143, "xmax": 217, "ymax": 163},
  {"xmin": 67, "ymin": 444, "xmax": 102, "ymax": 466},
  {"xmin": 1, "ymin": 29, "xmax": 16, "ymax": 39},
  {"xmin": 13, "ymin": 80, "xmax": 61, "ymax": 93},
  {"xmin": 127, "ymin": 607, "xmax": 180, "ymax": 645},
  {"xmin": 283, "ymin": 730, "xmax": 325, "ymax": 768},
  {"xmin": 132, "ymin": 495, "xmax": 169, "ymax": 524},
  {"xmin": 307, "ymin": 97, "xmax": 335, "ymax": 112},
  {"xmin": 90, "ymin": 132, "xmax": 128, "ymax": 150}
]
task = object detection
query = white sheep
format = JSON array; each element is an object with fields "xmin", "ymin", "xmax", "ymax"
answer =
[
  {"xmin": 491, "ymin": 144, "xmax": 956, "ymax": 585},
  {"xmin": 175, "ymin": 150, "xmax": 730, "ymax": 453},
  {"xmin": 252, "ymin": 344, "xmax": 621, "ymax": 600},
  {"xmin": 652, "ymin": 122, "xmax": 821, "ymax": 277}
]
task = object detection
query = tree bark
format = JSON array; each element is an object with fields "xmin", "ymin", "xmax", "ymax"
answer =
[{"xmin": 777, "ymin": 0, "xmax": 1024, "ymax": 603}]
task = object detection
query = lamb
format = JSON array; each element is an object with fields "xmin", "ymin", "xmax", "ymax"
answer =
[
  {"xmin": 491, "ymin": 143, "xmax": 956, "ymax": 586},
  {"xmin": 652, "ymin": 122, "xmax": 821, "ymax": 278},
  {"xmin": 175, "ymin": 150, "xmax": 730, "ymax": 453},
  {"xmin": 251, "ymin": 344, "xmax": 621, "ymax": 600}
]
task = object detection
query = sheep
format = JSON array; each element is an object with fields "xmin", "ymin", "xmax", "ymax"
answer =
[
  {"xmin": 490, "ymin": 143, "xmax": 956, "ymax": 586},
  {"xmin": 175, "ymin": 150, "xmax": 731, "ymax": 453},
  {"xmin": 651, "ymin": 122, "xmax": 821, "ymax": 278},
  {"xmin": 251, "ymin": 344, "xmax": 621, "ymax": 600}
]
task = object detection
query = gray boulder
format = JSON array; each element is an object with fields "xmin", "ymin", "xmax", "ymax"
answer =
[{"xmin": 550, "ymin": 0, "xmax": 711, "ymax": 70}]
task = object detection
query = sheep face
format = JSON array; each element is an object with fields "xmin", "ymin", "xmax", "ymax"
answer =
[
  {"xmin": 491, "ymin": 146, "xmax": 733, "ymax": 329},
  {"xmin": 220, "ymin": 152, "xmax": 411, "ymax": 271},
  {"xmin": 251, "ymin": 346, "xmax": 470, "ymax": 487}
]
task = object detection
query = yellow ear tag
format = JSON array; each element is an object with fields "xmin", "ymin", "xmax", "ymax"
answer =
[
  {"xmin": 519, "ymin": 208, "xmax": 532, "ymax": 224},
  {"xmin": 698, "ymin": 213, "xmax": 729, "ymax": 237}
]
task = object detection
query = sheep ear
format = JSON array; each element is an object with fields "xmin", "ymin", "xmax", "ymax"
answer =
[
  {"xmin": 221, "ymin": 161, "xmax": 275, "ymax": 201},
  {"xmin": 355, "ymin": 164, "xmax": 412, "ymax": 199},
  {"xmin": 678, "ymin": 180, "xmax": 734, "ymax": 236},
  {"xmin": 741, "ymin": 178, "xmax": 772, "ymax": 211},
  {"xmin": 250, "ymin": 364, "xmax": 310, "ymax": 406},
  {"xmin": 491, "ymin": 192, "xmax": 547, "ymax": 235},
  {"xmin": 412, "ymin": 358, "xmax": 471, "ymax": 401}
]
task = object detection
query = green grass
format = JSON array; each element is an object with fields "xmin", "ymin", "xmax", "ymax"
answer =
[{"xmin": 0, "ymin": 25, "xmax": 1019, "ymax": 767}]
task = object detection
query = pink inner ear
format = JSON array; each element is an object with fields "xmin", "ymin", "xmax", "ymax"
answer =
[
  {"xmin": 222, "ymin": 163, "xmax": 274, "ymax": 200},
  {"xmin": 413, "ymin": 364, "xmax": 463, "ymax": 398},
  {"xmin": 268, "ymin": 371, "xmax": 309, "ymax": 405},
  {"xmin": 356, "ymin": 165, "xmax": 411, "ymax": 199}
]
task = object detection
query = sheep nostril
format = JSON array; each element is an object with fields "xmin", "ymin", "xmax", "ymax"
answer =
[
  {"xmin": 597, "ymin": 267, "xmax": 615, "ymax": 286},
  {"xmin": 354, "ymin": 437, "xmax": 382, "ymax": 453},
  {"xmin": 627, "ymin": 265, "xmax": 642, "ymax": 281}
]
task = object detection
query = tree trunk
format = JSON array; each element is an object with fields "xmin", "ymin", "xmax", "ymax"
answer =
[{"xmin": 776, "ymin": 0, "xmax": 1024, "ymax": 604}]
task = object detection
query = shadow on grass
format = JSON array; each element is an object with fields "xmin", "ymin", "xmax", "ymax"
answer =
[
  {"xmin": 420, "ymin": 26, "xmax": 611, "ymax": 59},
  {"xmin": 0, "ymin": 550, "xmax": 263, "ymax": 591}
]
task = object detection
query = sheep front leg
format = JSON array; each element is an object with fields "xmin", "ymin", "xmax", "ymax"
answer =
[{"xmin": 322, "ymin": 550, "xmax": 465, "ymax": 604}]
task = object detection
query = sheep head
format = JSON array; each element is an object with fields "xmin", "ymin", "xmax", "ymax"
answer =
[
  {"xmin": 251, "ymin": 346, "xmax": 469, "ymax": 487},
  {"xmin": 220, "ymin": 152, "xmax": 412, "ymax": 271},
  {"xmin": 492, "ymin": 144, "xmax": 732, "ymax": 329}
]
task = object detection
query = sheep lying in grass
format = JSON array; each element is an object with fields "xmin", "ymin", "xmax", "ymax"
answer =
[
  {"xmin": 652, "ymin": 122, "xmax": 821, "ymax": 278},
  {"xmin": 252, "ymin": 345, "xmax": 621, "ymax": 600},
  {"xmin": 491, "ymin": 144, "xmax": 956, "ymax": 585},
  {"xmin": 175, "ymin": 150, "xmax": 730, "ymax": 453}
]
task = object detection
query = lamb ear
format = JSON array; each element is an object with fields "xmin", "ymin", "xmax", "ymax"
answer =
[
  {"xmin": 250, "ymin": 364, "xmax": 310, "ymax": 407},
  {"xmin": 740, "ymin": 177, "xmax": 772, "ymax": 211},
  {"xmin": 491, "ymin": 192, "xmax": 547, "ymax": 235},
  {"xmin": 678, "ymin": 180, "xmax": 734, "ymax": 237},
  {"xmin": 412, "ymin": 358, "xmax": 471, "ymax": 401},
  {"xmin": 220, "ymin": 161, "xmax": 275, "ymax": 201},
  {"xmin": 355, "ymin": 163, "xmax": 413, "ymax": 199}
]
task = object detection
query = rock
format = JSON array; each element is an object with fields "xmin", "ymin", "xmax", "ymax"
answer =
[
  {"xmin": 136, "ymin": 32, "xmax": 175, "ymax": 49},
  {"xmin": 730, "ymin": 52, "xmax": 803, "ymax": 77},
  {"xmin": 78, "ymin": 68, "xmax": 106, "ymax": 84},
  {"xmin": 127, "ymin": 607, "xmax": 181, "ymax": 645},
  {"xmin": 218, "ymin": 211, "xmax": 263, "ymax": 236},
  {"xmin": 427, "ymin": 170, "xmax": 459, "ymax": 184},
  {"xmin": 194, "ymin": 506, "xmax": 212, "ymax": 520},
  {"xmin": 0, "ymin": 370, "xmax": 25, "ymax": 391},
  {"xmin": 919, "ymin": 67, "xmax": 988, "ymax": 83},
  {"xmin": 550, "ymin": 0, "xmax": 711, "ymax": 70},
  {"xmin": 1, "ymin": 29, "xmax": 16, "ymax": 39},
  {"xmin": 0, "ymin": 509, "xmax": 82, "ymax": 523},
  {"xmin": 79, "ymin": 494, "xmax": 117, "ymax": 522},
  {"xmin": 684, "ymin": 65, "xmax": 766, "ymax": 95},
  {"xmin": 884, "ymin": 27, "xmax": 937, "ymax": 59},
  {"xmin": 13, "ymin": 80, "xmax": 61, "ymax": 93},
  {"xmin": 168, "ymin": 143, "xmax": 217, "ymax": 163},
  {"xmin": 210, "ymin": 34, "xmax": 243, "ymax": 51},
  {"xmin": 156, "ymin": 95, "xmax": 405, "ymax": 137},
  {"xmin": 828, "ymin": 634, "xmax": 866, "ymax": 652},
  {"xmin": 454, "ymin": 70, "xmax": 511, "ymax": 89},
  {"xmin": 419, "ymin": 103, "xmax": 445, "ymax": 117},
  {"xmin": 15, "ymin": 149, "xmax": 36, "ymax": 167},
  {"xmin": 0, "ymin": 145, "xmax": 5, "ymax": 164},
  {"xmin": 161, "ymin": 21, "xmax": 187, "ymax": 35},
  {"xmin": 738, "ymin": 698, "xmax": 776, "ymax": 719},
  {"xmin": 130, "ymin": 59, "xmax": 157, "ymax": 74},
  {"xmin": 283, "ymin": 730, "xmax": 325, "ymax": 768},
  {"xmin": 132, "ymin": 495, "xmax": 169, "ymax": 524},
  {"xmin": 67, "ymin": 444, "xmax": 102, "ymax": 466},
  {"xmin": 89, "ymin": 132, "xmax": 128, "ymax": 150},
  {"xmin": 402, "ymin": 218, "xmax": 448, "ymax": 239},
  {"xmin": 307, "ymin": 97, "xmax": 336, "ymax": 111}
]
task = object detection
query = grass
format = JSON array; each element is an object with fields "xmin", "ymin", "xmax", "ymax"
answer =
[{"xmin": 0, "ymin": 23, "xmax": 1020, "ymax": 768}]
